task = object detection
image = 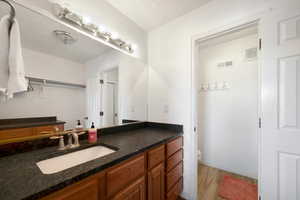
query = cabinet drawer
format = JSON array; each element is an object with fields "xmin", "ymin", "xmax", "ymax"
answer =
[
  {"xmin": 166, "ymin": 137, "xmax": 183, "ymax": 157},
  {"xmin": 166, "ymin": 178, "xmax": 183, "ymax": 200},
  {"xmin": 35, "ymin": 125, "xmax": 64, "ymax": 135},
  {"xmin": 167, "ymin": 149, "xmax": 183, "ymax": 172},
  {"xmin": 166, "ymin": 161, "xmax": 183, "ymax": 191},
  {"xmin": 107, "ymin": 154, "xmax": 145, "ymax": 197},
  {"xmin": 112, "ymin": 176, "xmax": 146, "ymax": 200},
  {"xmin": 148, "ymin": 145, "xmax": 165, "ymax": 169},
  {"xmin": 0, "ymin": 127, "xmax": 34, "ymax": 140}
]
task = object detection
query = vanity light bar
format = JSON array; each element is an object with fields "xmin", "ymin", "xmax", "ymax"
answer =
[{"xmin": 52, "ymin": 3, "xmax": 134, "ymax": 53}]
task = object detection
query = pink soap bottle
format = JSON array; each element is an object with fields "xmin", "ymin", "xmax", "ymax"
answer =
[{"xmin": 88, "ymin": 122, "xmax": 97, "ymax": 143}]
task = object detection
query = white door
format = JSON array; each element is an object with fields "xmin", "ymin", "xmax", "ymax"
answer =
[
  {"xmin": 103, "ymin": 82, "xmax": 115, "ymax": 126},
  {"xmin": 261, "ymin": 8, "xmax": 300, "ymax": 200}
]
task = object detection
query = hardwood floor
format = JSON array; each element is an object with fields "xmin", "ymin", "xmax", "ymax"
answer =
[{"xmin": 198, "ymin": 164, "xmax": 257, "ymax": 200}]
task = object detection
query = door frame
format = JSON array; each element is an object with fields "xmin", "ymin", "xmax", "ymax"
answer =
[
  {"xmin": 106, "ymin": 81, "xmax": 118, "ymax": 125},
  {"xmin": 99, "ymin": 67, "xmax": 120, "ymax": 127},
  {"xmin": 190, "ymin": 14, "xmax": 263, "ymax": 199}
]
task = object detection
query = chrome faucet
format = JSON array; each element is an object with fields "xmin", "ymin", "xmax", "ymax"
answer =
[
  {"xmin": 50, "ymin": 135, "xmax": 65, "ymax": 150},
  {"xmin": 67, "ymin": 132, "xmax": 80, "ymax": 148},
  {"xmin": 50, "ymin": 130, "xmax": 86, "ymax": 151}
]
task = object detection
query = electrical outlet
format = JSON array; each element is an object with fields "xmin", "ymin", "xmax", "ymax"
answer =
[
  {"xmin": 245, "ymin": 47, "xmax": 257, "ymax": 60},
  {"xmin": 131, "ymin": 106, "xmax": 135, "ymax": 113},
  {"xmin": 198, "ymin": 150, "xmax": 202, "ymax": 161},
  {"xmin": 163, "ymin": 105, "xmax": 169, "ymax": 114}
]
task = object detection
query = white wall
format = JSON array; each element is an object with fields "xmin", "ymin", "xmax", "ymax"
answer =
[
  {"xmin": 24, "ymin": 48, "xmax": 86, "ymax": 84},
  {"xmin": 147, "ymin": 0, "xmax": 298, "ymax": 199},
  {"xmin": 85, "ymin": 50, "xmax": 148, "ymax": 128},
  {"xmin": 118, "ymin": 56, "xmax": 148, "ymax": 122},
  {"xmin": 197, "ymin": 34, "xmax": 258, "ymax": 178},
  {"xmin": 0, "ymin": 48, "xmax": 86, "ymax": 129}
]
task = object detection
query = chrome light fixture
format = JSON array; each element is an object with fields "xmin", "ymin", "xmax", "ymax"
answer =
[
  {"xmin": 52, "ymin": 3, "xmax": 135, "ymax": 54},
  {"xmin": 53, "ymin": 30, "xmax": 77, "ymax": 45},
  {"xmin": 82, "ymin": 23, "xmax": 98, "ymax": 35}
]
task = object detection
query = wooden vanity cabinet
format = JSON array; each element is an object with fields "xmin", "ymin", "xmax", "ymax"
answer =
[
  {"xmin": 0, "ymin": 124, "xmax": 64, "ymax": 141},
  {"xmin": 166, "ymin": 137, "xmax": 184, "ymax": 200},
  {"xmin": 40, "ymin": 136, "xmax": 183, "ymax": 200}
]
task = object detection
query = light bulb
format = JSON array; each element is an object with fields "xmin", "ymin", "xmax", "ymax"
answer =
[
  {"xmin": 98, "ymin": 25, "xmax": 107, "ymax": 32},
  {"xmin": 82, "ymin": 16, "xmax": 92, "ymax": 24},
  {"xmin": 111, "ymin": 32, "xmax": 119, "ymax": 40},
  {"xmin": 131, "ymin": 44, "xmax": 138, "ymax": 50}
]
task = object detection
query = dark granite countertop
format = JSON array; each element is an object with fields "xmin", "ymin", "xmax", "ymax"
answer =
[
  {"xmin": 0, "ymin": 121, "xmax": 66, "ymax": 130},
  {"xmin": 0, "ymin": 125, "xmax": 182, "ymax": 200},
  {"xmin": 0, "ymin": 117, "xmax": 65, "ymax": 130}
]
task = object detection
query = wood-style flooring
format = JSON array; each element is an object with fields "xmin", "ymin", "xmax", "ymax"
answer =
[{"xmin": 198, "ymin": 164, "xmax": 257, "ymax": 200}]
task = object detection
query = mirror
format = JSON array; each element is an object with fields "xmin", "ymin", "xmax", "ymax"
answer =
[
  {"xmin": 86, "ymin": 49, "xmax": 148, "ymax": 128},
  {"xmin": 0, "ymin": 1, "xmax": 148, "ymax": 142}
]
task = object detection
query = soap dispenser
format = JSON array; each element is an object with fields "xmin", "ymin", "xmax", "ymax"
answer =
[
  {"xmin": 88, "ymin": 122, "xmax": 97, "ymax": 143},
  {"xmin": 75, "ymin": 120, "xmax": 83, "ymax": 131}
]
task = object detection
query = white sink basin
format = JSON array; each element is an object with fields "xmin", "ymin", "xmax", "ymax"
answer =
[{"xmin": 37, "ymin": 146, "xmax": 116, "ymax": 174}]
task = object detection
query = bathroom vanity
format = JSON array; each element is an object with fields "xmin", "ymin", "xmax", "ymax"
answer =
[
  {"xmin": 0, "ymin": 122, "xmax": 183, "ymax": 200},
  {"xmin": 42, "ymin": 136, "xmax": 183, "ymax": 200}
]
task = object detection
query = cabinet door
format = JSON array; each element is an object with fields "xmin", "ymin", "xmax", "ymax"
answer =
[
  {"xmin": 41, "ymin": 172, "xmax": 105, "ymax": 200},
  {"xmin": 112, "ymin": 176, "xmax": 146, "ymax": 200},
  {"xmin": 107, "ymin": 154, "xmax": 145, "ymax": 197},
  {"xmin": 148, "ymin": 163, "xmax": 165, "ymax": 200}
]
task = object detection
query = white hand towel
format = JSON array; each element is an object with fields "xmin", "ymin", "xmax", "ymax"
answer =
[
  {"xmin": 7, "ymin": 18, "xmax": 27, "ymax": 98},
  {"xmin": 0, "ymin": 15, "xmax": 10, "ymax": 95}
]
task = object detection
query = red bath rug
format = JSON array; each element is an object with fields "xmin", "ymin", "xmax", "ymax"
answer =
[{"xmin": 218, "ymin": 175, "xmax": 258, "ymax": 200}]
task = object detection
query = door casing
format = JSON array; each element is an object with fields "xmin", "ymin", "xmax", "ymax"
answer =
[{"xmin": 191, "ymin": 15, "xmax": 263, "ymax": 199}]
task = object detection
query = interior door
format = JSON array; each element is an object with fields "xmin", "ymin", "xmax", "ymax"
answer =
[
  {"xmin": 103, "ymin": 82, "xmax": 115, "ymax": 126},
  {"xmin": 261, "ymin": 8, "xmax": 300, "ymax": 200}
]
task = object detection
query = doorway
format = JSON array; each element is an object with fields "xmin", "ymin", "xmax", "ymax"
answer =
[
  {"xmin": 100, "ymin": 68, "xmax": 119, "ymax": 127},
  {"xmin": 193, "ymin": 23, "xmax": 260, "ymax": 200}
]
